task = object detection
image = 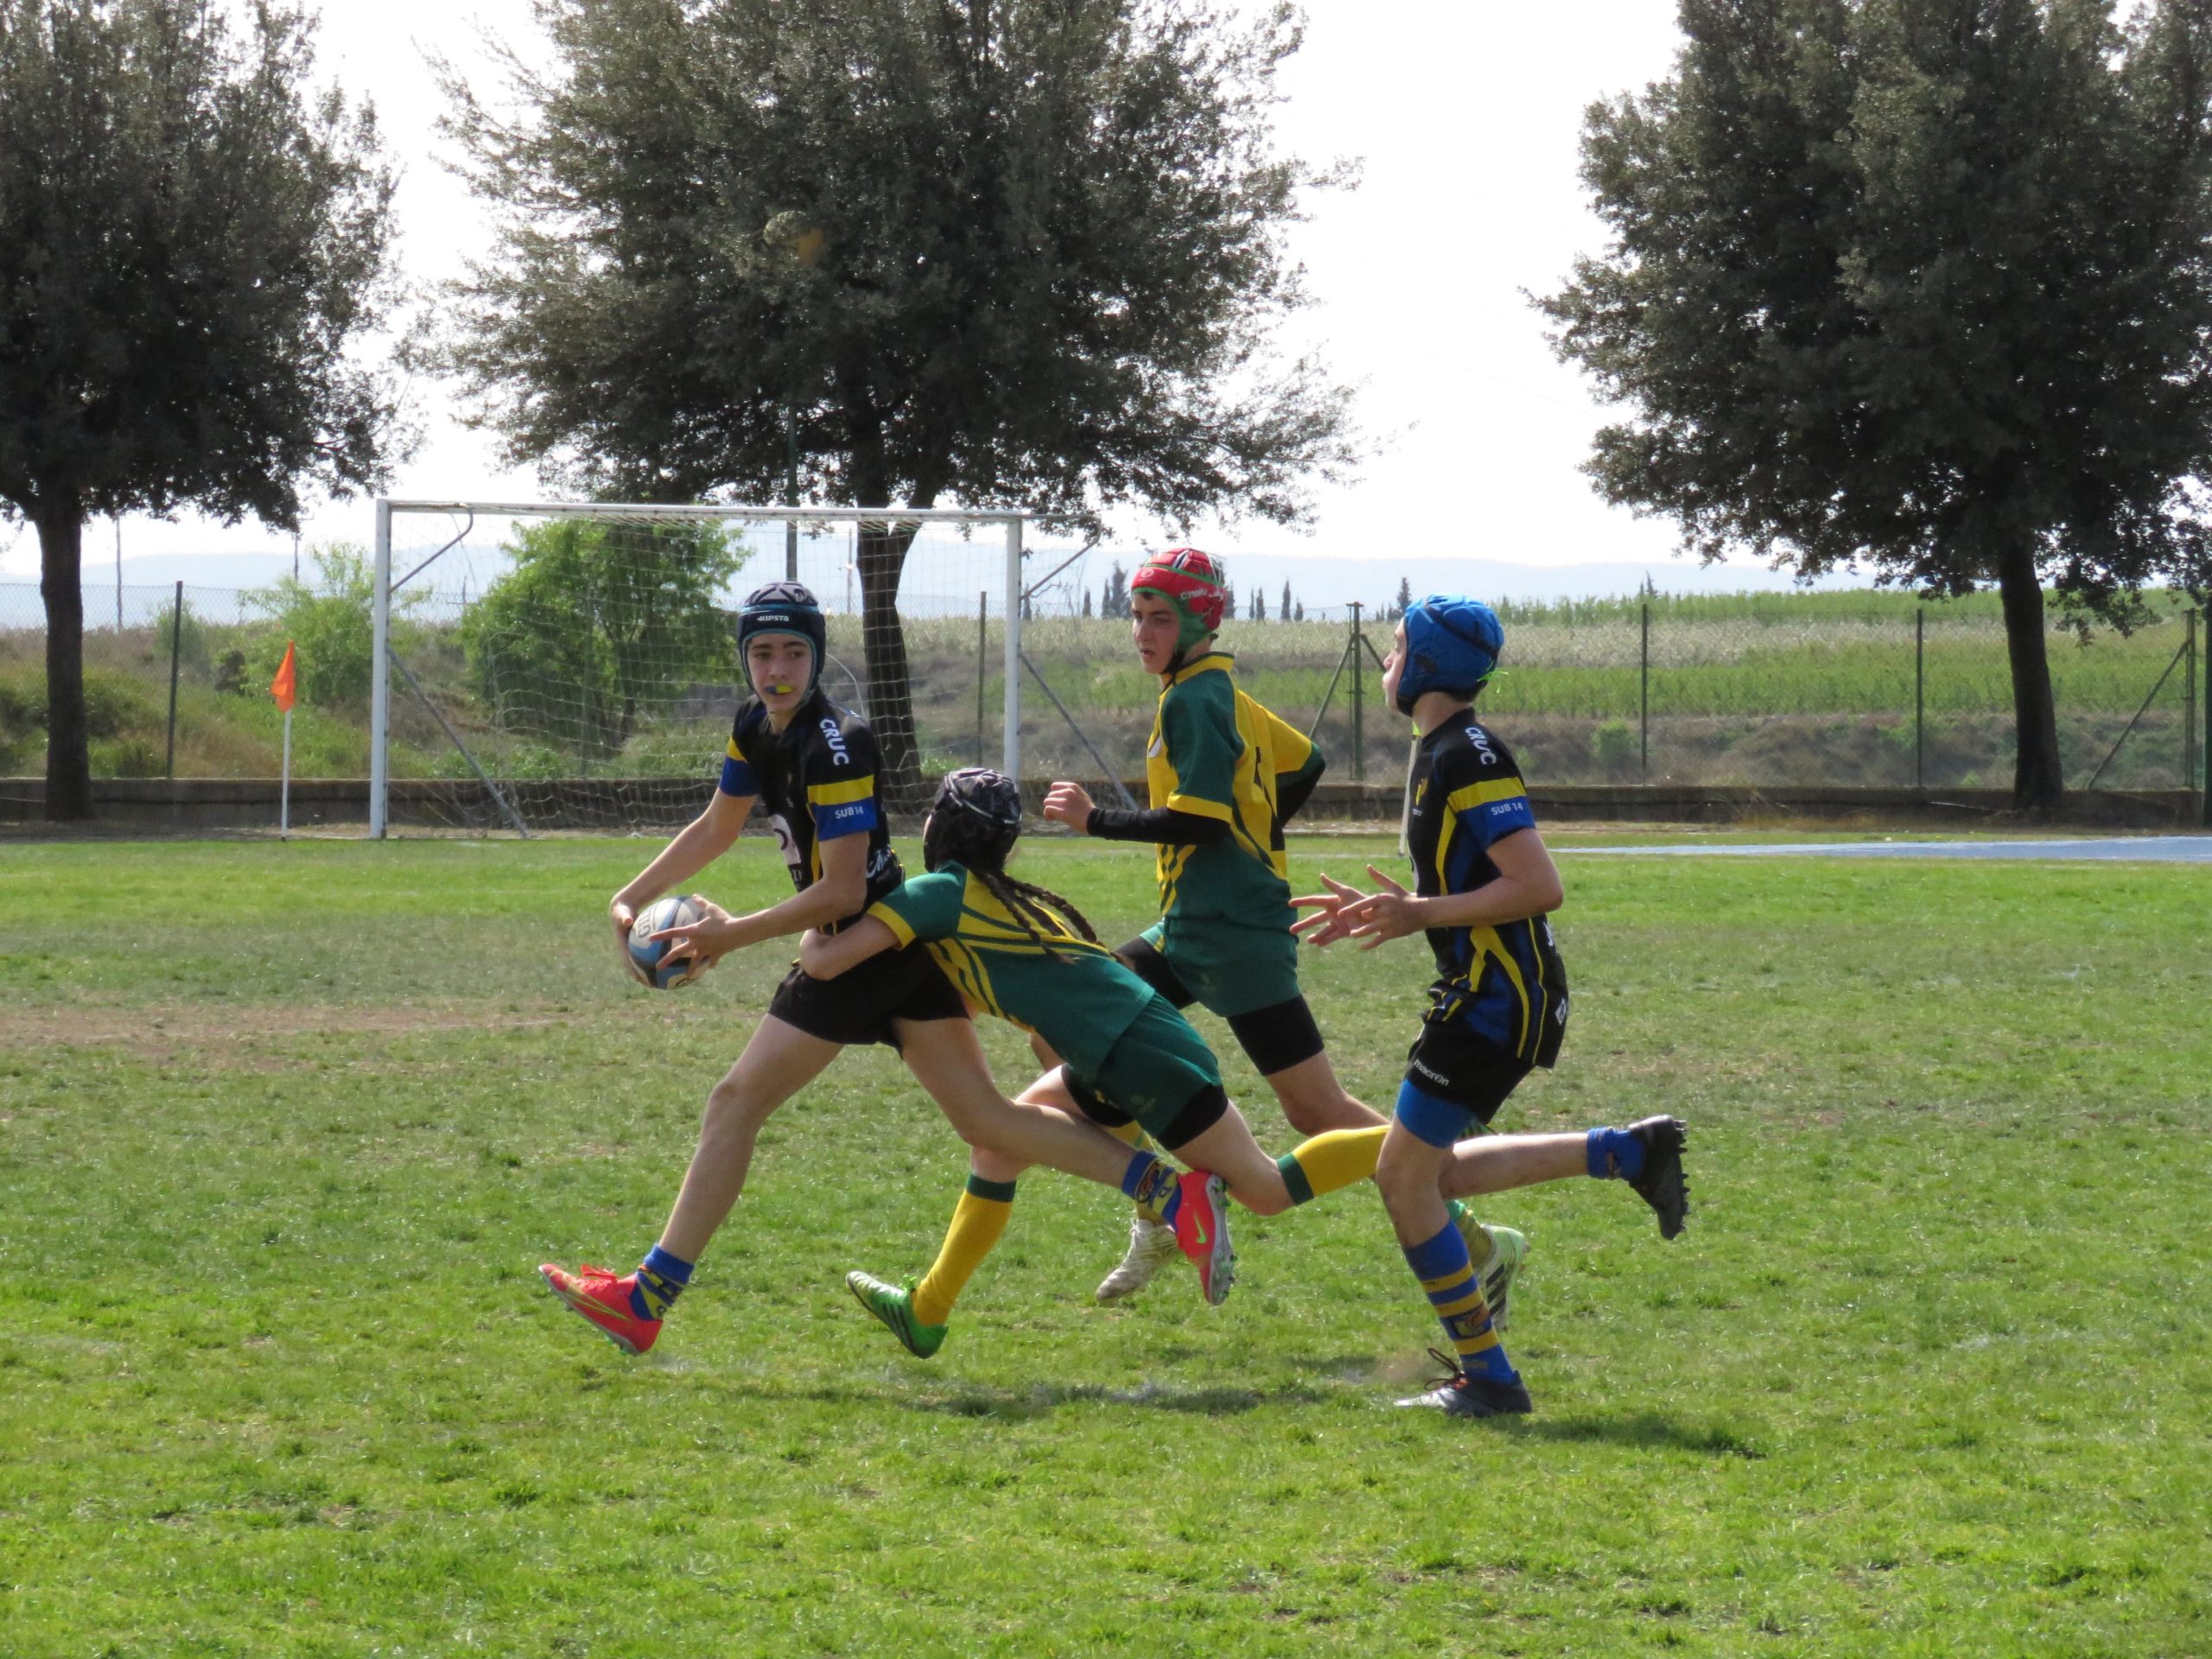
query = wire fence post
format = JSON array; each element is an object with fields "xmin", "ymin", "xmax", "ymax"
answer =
[
  {"xmin": 976, "ymin": 589, "xmax": 988, "ymax": 767},
  {"xmin": 164, "ymin": 579, "xmax": 183, "ymax": 781},
  {"xmin": 2185, "ymin": 609, "xmax": 2197, "ymax": 805},
  {"xmin": 1349, "ymin": 602, "xmax": 1365, "ymax": 784},
  {"xmin": 1916, "ymin": 607, "xmax": 1926, "ymax": 790},
  {"xmin": 1639, "ymin": 600, "xmax": 1650, "ymax": 779}
]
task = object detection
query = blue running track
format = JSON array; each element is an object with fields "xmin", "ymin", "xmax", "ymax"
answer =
[{"xmin": 1577, "ymin": 836, "xmax": 2212, "ymax": 863}]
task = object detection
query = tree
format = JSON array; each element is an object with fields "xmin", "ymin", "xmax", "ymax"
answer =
[
  {"xmin": 440, "ymin": 0, "xmax": 1358, "ymax": 804},
  {"xmin": 1293, "ymin": 598, "xmax": 1305, "ymax": 622},
  {"xmin": 460, "ymin": 520, "xmax": 746, "ymax": 757},
  {"xmin": 1103, "ymin": 563, "xmax": 1131, "ymax": 620},
  {"xmin": 1082, "ymin": 588, "xmax": 1094, "ymax": 619},
  {"xmin": 1281, "ymin": 579, "xmax": 1293, "ymax": 622},
  {"xmin": 1541, "ymin": 0, "xmax": 2212, "ymax": 810},
  {"xmin": 1394, "ymin": 575, "xmax": 1413, "ymax": 620},
  {"xmin": 0, "ymin": 0, "xmax": 401, "ymax": 820},
  {"xmin": 249, "ymin": 546, "xmax": 416, "ymax": 709}
]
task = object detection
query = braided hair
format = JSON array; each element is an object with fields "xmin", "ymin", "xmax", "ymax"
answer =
[
  {"xmin": 924, "ymin": 768, "xmax": 1101, "ymax": 960},
  {"xmin": 972, "ymin": 868, "xmax": 1101, "ymax": 963}
]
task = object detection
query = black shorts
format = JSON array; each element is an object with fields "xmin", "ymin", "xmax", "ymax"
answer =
[
  {"xmin": 1403, "ymin": 1017, "xmax": 1531, "ymax": 1130},
  {"xmin": 1062, "ymin": 1071, "xmax": 1231, "ymax": 1152},
  {"xmin": 768, "ymin": 945, "xmax": 967, "ymax": 1049},
  {"xmin": 1116, "ymin": 935, "xmax": 1325, "ymax": 1077}
]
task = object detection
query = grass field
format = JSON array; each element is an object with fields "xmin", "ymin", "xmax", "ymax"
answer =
[{"xmin": 3, "ymin": 836, "xmax": 2209, "ymax": 1656}]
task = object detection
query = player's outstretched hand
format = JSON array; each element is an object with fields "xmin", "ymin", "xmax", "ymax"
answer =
[
  {"xmin": 1290, "ymin": 871, "xmax": 1366, "ymax": 949},
  {"xmin": 649, "ymin": 912, "xmax": 744, "ymax": 976},
  {"xmin": 1041, "ymin": 780, "xmax": 1096, "ymax": 830},
  {"xmin": 1337, "ymin": 864, "xmax": 1425, "ymax": 949},
  {"xmin": 610, "ymin": 898, "xmax": 651, "ymax": 985}
]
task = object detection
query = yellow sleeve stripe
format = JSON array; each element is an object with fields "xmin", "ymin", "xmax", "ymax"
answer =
[
  {"xmin": 808, "ymin": 775, "xmax": 875, "ymax": 807},
  {"xmin": 867, "ymin": 901, "xmax": 918, "ymax": 948},
  {"xmin": 1445, "ymin": 778, "xmax": 1526, "ymax": 814},
  {"xmin": 726, "ymin": 738, "xmax": 744, "ymax": 762},
  {"xmin": 1163, "ymin": 791, "xmax": 1235, "ymax": 823}
]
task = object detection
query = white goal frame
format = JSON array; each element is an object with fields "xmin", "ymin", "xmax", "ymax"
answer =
[{"xmin": 368, "ymin": 497, "xmax": 1027, "ymax": 838}]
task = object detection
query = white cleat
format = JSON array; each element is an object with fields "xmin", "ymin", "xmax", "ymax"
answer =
[
  {"xmin": 1095, "ymin": 1211, "xmax": 1180, "ymax": 1303},
  {"xmin": 1479, "ymin": 1224, "xmax": 1529, "ymax": 1335}
]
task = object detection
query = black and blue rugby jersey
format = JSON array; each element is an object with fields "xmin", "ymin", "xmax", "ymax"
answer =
[
  {"xmin": 719, "ymin": 691, "xmax": 902, "ymax": 925},
  {"xmin": 1402, "ymin": 716, "xmax": 1567, "ymax": 1068}
]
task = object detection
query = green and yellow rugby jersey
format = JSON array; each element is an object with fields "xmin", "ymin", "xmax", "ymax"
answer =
[
  {"xmin": 1146, "ymin": 652, "xmax": 1319, "ymax": 927},
  {"xmin": 867, "ymin": 861, "xmax": 1154, "ymax": 1078}
]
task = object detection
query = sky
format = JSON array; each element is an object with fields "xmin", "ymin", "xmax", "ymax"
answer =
[{"xmin": 2, "ymin": 0, "xmax": 1762, "ymax": 591}]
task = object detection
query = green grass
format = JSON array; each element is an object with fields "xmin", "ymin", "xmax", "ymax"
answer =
[{"xmin": 2, "ymin": 838, "xmax": 2209, "ymax": 1656}]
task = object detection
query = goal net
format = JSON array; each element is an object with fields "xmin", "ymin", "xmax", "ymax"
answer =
[{"xmin": 369, "ymin": 500, "xmax": 1024, "ymax": 836}]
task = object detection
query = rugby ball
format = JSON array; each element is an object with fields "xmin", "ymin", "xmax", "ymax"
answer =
[{"xmin": 628, "ymin": 894, "xmax": 712, "ymax": 989}]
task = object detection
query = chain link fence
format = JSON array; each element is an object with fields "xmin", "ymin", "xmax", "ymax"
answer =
[{"xmin": 3, "ymin": 572, "xmax": 2203, "ymax": 818}]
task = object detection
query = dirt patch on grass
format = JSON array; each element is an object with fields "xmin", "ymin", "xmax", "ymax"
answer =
[{"xmin": 0, "ymin": 1001, "xmax": 575, "ymax": 1060}]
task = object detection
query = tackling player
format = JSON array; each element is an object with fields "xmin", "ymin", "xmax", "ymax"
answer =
[
  {"xmin": 1291, "ymin": 594, "xmax": 1689, "ymax": 1417},
  {"xmin": 537, "ymin": 583, "xmax": 1212, "ymax": 1354},
  {"xmin": 802, "ymin": 767, "xmax": 1402, "ymax": 1356}
]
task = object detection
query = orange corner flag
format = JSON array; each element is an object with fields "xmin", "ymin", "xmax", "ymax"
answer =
[{"xmin": 270, "ymin": 641, "xmax": 298, "ymax": 714}]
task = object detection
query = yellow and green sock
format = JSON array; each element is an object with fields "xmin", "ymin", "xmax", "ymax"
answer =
[
  {"xmin": 912, "ymin": 1174, "xmax": 1018, "ymax": 1328},
  {"xmin": 1274, "ymin": 1125, "xmax": 1388, "ymax": 1205}
]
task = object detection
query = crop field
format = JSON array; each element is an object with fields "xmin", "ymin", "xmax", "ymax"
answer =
[
  {"xmin": 2, "ymin": 834, "xmax": 2207, "ymax": 1656},
  {"xmin": 3, "ymin": 582, "xmax": 2203, "ymax": 797}
]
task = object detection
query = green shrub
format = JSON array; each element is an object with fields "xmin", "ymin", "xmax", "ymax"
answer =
[
  {"xmin": 80, "ymin": 671, "xmax": 161, "ymax": 741},
  {"xmin": 92, "ymin": 735, "xmax": 164, "ymax": 778},
  {"xmin": 0, "ymin": 667, "xmax": 45, "ymax": 742},
  {"xmin": 1592, "ymin": 719, "xmax": 1639, "ymax": 774}
]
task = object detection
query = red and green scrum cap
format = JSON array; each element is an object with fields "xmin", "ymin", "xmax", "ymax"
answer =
[{"xmin": 1131, "ymin": 548, "xmax": 1229, "ymax": 652}]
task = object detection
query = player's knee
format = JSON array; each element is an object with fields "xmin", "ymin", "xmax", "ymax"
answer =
[
  {"xmin": 1276, "ymin": 1086, "xmax": 1369, "ymax": 1137},
  {"xmin": 702, "ymin": 1077, "xmax": 779, "ymax": 1135},
  {"xmin": 933, "ymin": 1089, "xmax": 1011, "ymax": 1147},
  {"xmin": 1374, "ymin": 1134, "xmax": 1441, "ymax": 1212},
  {"xmin": 1275, "ymin": 1092, "xmax": 1338, "ymax": 1136}
]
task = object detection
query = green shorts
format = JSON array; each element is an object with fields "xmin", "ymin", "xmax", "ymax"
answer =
[
  {"xmin": 1141, "ymin": 916, "xmax": 1303, "ymax": 1020},
  {"xmin": 1071, "ymin": 994, "xmax": 1226, "ymax": 1145}
]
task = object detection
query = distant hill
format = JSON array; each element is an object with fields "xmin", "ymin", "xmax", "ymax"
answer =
[{"xmin": 16, "ymin": 538, "xmax": 1870, "ymax": 618}]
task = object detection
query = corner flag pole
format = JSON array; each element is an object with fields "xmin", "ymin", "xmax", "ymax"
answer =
[{"xmin": 270, "ymin": 641, "xmax": 298, "ymax": 839}]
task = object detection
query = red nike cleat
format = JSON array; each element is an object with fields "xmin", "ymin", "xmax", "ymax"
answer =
[
  {"xmin": 538, "ymin": 1262, "xmax": 662, "ymax": 1355},
  {"xmin": 1170, "ymin": 1171, "xmax": 1236, "ymax": 1306}
]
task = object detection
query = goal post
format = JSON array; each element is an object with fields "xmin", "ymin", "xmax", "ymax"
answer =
[{"xmin": 367, "ymin": 498, "xmax": 1027, "ymax": 837}]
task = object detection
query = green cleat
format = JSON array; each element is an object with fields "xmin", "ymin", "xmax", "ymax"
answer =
[{"xmin": 846, "ymin": 1270, "xmax": 947, "ymax": 1359}]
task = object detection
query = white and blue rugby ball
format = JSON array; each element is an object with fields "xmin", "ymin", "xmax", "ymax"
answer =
[{"xmin": 628, "ymin": 895, "xmax": 711, "ymax": 989}]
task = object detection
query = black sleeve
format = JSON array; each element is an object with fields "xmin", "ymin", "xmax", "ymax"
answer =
[
  {"xmin": 1274, "ymin": 747, "xmax": 1326, "ymax": 826},
  {"xmin": 1086, "ymin": 804, "xmax": 1234, "ymax": 846}
]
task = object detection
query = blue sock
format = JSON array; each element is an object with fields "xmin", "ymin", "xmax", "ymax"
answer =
[
  {"xmin": 1121, "ymin": 1151, "xmax": 1182, "ymax": 1228},
  {"xmin": 631, "ymin": 1243, "xmax": 693, "ymax": 1320},
  {"xmin": 1403, "ymin": 1220, "xmax": 1518, "ymax": 1385},
  {"xmin": 1586, "ymin": 1127, "xmax": 1644, "ymax": 1181}
]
